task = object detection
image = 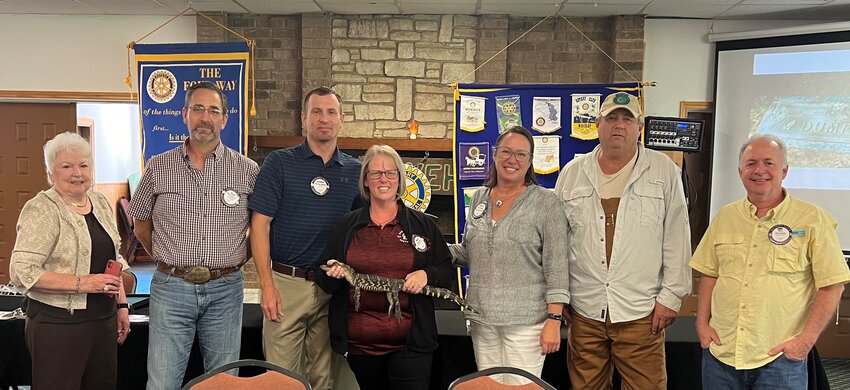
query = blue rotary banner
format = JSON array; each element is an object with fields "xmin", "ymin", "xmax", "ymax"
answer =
[{"xmin": 135, "ymin": 42, "xmax": 249, "ymax": 163}]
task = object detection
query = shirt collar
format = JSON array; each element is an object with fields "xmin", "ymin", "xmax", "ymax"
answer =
[
  {"xmin": 297, "ymin": 140, "xmax": 348, "ymax": 166},
  {"xmin": 744, "ymin": 188, "xmax": 790, "ymax": 222},
  {"xmin": 179, "ymin": 139, "xmax": 226, "ymax": 161}
]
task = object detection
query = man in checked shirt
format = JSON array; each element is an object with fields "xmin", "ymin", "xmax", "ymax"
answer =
[{"xmin": 130, "ymin": 82, "xmax": 259, "ymax": 390}]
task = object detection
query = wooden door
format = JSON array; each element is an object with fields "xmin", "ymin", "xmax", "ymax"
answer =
[{"xmin": 0, "ymin": 102, "xmax": 76, "ymax": 284}]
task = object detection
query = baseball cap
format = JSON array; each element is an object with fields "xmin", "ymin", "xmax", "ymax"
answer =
[{"xmin": 599, "ymin": 92, "xmax": 642, "ymax": 118}]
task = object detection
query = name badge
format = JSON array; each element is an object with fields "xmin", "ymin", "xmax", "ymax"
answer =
[
  {"xmin": 311, "ymin": 176, "xmax": 330, "ymax": 196},
  {"xmin": 411, "ymin": 234, "xmax": 429, "ymax": 252},
  {"xmin": 768, "ymin": 224, "xmax": 792, "ymax": 245},
  {"xmin": 471, "ymin": 203, "xmax": 486, "ymax": 219},
  {"xmin": 221, "ymin": 189, "xmax": 239, "ymax": 207}
]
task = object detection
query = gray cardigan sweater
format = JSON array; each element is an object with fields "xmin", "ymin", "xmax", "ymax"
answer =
[{"xmin": 450, "ymin": 184, "xmax": 569, "ymax": 326}]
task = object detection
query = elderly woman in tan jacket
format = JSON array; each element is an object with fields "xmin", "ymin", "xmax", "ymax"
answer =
[{"xmin": 10, "ymin": 132, "xmax": 131, "ymax": 390}]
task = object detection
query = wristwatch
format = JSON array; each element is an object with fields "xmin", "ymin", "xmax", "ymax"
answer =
[
  {"xmin": 546, "ymin": 312, "xmax": 564, "ymax": 321},
  {"xmin": 117, "ymin": 303, "xmax": 130, "ymax": 310}
]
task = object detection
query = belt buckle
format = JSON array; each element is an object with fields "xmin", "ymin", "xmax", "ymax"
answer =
[{"xmin": 185, "ymin": 266, "xmax": 211, "ymax": 284}]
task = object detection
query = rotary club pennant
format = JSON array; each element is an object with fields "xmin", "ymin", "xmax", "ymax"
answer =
[
  {"xmin": 532, "ymin": 97, "xmax": 561, "ymax": 133},
  {"xmin": 571, "ymin": 93, "xmax": 601, "ymax": 140},
  {"xmin": 495, "ymin": 95, "xmax": 522, "ymax": 133},
  {"xmin": 459, "ymin": 95, "xmax": 487, "ymax": 132}
]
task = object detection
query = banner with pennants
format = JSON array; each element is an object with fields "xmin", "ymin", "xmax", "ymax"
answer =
[{"xmin": 135, "ymin": 42, "xmax": 249, "ymax": 163}]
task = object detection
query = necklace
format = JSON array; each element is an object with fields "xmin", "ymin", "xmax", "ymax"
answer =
[
  {"xmin": 493, "ymin": 186, "xmax": 525, "ymax": 208},
  {"xmin": 61, "ymin": 194, "xmax": 89, "ymax": 208}
]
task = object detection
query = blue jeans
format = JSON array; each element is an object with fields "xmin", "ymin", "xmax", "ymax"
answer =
[
  {"xmin": 146, "ymin": 269, "xmax": 244, "ymax": 390},
  {"xmin": 702, "ymin": 349, "xmax": 808, "ymax": 390}
]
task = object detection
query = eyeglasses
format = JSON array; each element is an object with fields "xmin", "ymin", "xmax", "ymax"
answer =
[
  {"xmin": 367, "ymin": 169, "xmax": 400, "ymax": 180},
  {"xmin": 493, "ymin": 147, "xmax": 531, "ymax": 162},
  {"xmin": 187, "ymin": 105, "xmax": 224, "ymax": 117}
]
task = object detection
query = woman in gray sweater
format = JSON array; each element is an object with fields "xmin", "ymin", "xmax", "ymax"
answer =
[{"xmin": 450, "ymin": 126, "xmax": 569, "ymax": 384}]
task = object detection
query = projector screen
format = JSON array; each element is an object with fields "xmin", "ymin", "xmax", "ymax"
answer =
[{"xmin": 713, "ymin": 31, "xmax": 850, "ymax": 251}]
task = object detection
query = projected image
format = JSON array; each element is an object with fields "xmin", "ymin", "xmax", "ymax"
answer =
[
  {"xmin": 752, "ymin": 96, "xmax": 850, "ymax": 164},
  {"xmin": 715, "ymin": 37, "xmax": 850, "ymax": 250}
]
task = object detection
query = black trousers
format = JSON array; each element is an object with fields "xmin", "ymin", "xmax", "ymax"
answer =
[
  {"xmin": 346, "ymin": 349, "xmax": 433, "ymax": 390},
  {"xmin": 25, "ymin": 313, "xmax": 117, "ymax": 390}
]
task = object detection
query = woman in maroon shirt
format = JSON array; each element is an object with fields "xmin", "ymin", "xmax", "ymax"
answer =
[{"xmin": 316, "ymin": 145, "xmax": 454, "ymax": 390}]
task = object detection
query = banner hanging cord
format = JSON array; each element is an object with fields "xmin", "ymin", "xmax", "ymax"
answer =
[
  {"xmin": 125, "ymin": 5, "xmax": 256, "ymax": 116},
  {"xmin": 557, "ymin": 14, "xmax": 640, "ymax": 84},
  {"xmin": 452, "ymin": 11, "xmax": 645, "ymax": 88}
]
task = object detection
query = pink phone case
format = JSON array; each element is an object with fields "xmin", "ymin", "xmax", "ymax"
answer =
[{"xmin": 105, "ymin": 260, "xmax": 121, "ymax": 276}]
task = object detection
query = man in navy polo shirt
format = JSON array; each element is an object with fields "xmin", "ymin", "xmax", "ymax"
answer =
[{"xmin": 249, "ymin": 86, "xmax": 361, "ymax": 390}]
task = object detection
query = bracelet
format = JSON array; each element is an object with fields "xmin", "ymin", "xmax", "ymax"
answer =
[
  {"xmin": 117, "ymin": 303, "xmax": 130, "ymax": 310},
  {"xmin": 546, "ymin": 312, "xmax": 564, "ymax": 321},
  {"xmin": 74, "ymin": 276, "xmax": 80, "ymax": 294}
]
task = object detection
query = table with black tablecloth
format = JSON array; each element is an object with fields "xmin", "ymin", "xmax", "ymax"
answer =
[{"xmin": 0, "ymin": 297, "xmax": 831, "ymax": 390}]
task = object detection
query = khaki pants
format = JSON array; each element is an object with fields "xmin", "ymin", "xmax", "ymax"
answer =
[
  {"xmin": 263, "ymin": 272, "xmax": 334, "ymax": 390},
  {"xmin": 567, "ymin": 310, "xmax": 667, "ymax": 390}
]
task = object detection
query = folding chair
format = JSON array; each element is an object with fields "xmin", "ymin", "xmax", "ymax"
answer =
[
  {"xmin": 448, "ymin": 367, "xmax": 556, "ymax": 390},
  {"xmin": 182, "ymin": 359, "xmax": 312, "ymax": 390}
]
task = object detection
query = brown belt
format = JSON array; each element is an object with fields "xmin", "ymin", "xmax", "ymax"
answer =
[
  {"xmin": 156, "ymin": 261, "xmax": 239, "ymax": 284},
  {"xmin": 272, "ymin": 262, "xmax": 315, "ymax": 281}
]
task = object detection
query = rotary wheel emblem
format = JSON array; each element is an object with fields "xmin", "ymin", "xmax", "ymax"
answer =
[
  {"xmin": 146, "ymin": 69, "xmax": 178, "ymax": 103},
  {"xmin": 401, "ymin": 164, "xmax": 432, "ymax": 212}
]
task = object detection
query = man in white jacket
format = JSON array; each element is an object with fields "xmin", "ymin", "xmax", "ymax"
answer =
[{"xmin": 554, "ymin": 92, "xmax": 692, "ymax": 389}]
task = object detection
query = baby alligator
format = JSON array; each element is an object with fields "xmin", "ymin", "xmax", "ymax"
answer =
[{"xmin": 320, "ymin": 260, "xmax": 476, "ymax": 320}]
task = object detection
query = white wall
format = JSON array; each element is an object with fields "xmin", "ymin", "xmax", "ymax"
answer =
[
  {"xmin": 643, "ymin": 19, "xmax": 834, "ymax": 117},
  {"xmin": 0, "ymin": 14, "xmax": 195, "ymax": 92}
]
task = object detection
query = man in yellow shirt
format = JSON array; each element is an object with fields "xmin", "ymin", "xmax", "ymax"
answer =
[{"xmin": 691, "ymin": 134, "xmax": 849, "ymax": 389}]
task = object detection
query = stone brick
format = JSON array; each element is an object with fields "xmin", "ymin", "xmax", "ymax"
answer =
[
  {"xmin": 389, "ymin": 31, "xmax": 422, "ymax": 41},
  {"xmin": 302, "ymin": 14, "xmax": 331, "ymax": 28},
  {"xmin": 368, "ymin": 76, "xmax": 396, "ymax": 84},
  {"xmin": 361, "ymin": 49, "xmax": 396, "ymax": 61},
  {"xmin": 415, "ymin": 47, "xmax": 465, "ymax": 61},
  {"xmin": 426, "ymin": 61, "xmax": 441, "ymax": 70},
  {"xmin": 396, "ymin": 79, "xmax": 413, "ymax": 121},
  {"xmin": 438, "ymin": 15, "xmax": 453, "ymax": 43},
  {"xmin": 453, "ymin": 27, "xmax": 478, "ymax": 39},
  {"xmin": 379, "ymin": 41, "xmax": 397, "ymax": 49},
  {"xmin": 333, "ymin": 27, "xmax": 347, "ymax": 38},
  {"xmin": 389, "ymin": 18, "xmax": 414, "ymax": 31},
  {"xmin": 340, "ymin": 120, "xmax": 375, "ymax": 138},
  {"xmin": 333, "ymin": 83, "xmax": 362, "ymax": 102},
  {"xmin": 479, "ymin": 16, "xmax": 508, "ymax": 29},
  {"xmin": 415, "ymin": 21, "xmax": 439, "ymax": 31},
  {"xmin": 356, "ymin": 61, "xmax": 384, "ymax": 75},
  {"xmin": 332, "ymin": 73, "xmax": 367, "ymax": 83},
  {"xmin": 417, "ymin": 123, "xmax": 448, "ymax": 138},
  {"xmin": 363, "ymin": 93, "xmax": 394, "ymax": 103},
  {"xmin": 398, "ymin": 43, "xmax": 414, "ymax": 59},
  {"xmin": 332, "ymin": 19, "xmax": 348, "ymax": 28},
  {"xmin": 415, "ymin": 84, "xmax": 451, "ymax": 94},
  {"xmin": 302, "ymin": 48, "xmax": 329, "ymax": 59},
  {"xmin": 426, "ymin": 70, "xmax": 440, "ymax": 78},
  {"xmin": 454, "ymin": 15, "xmax": 477, "ymax": 28},
  {"xmin": 332, "ymin": 64, "xmax": 355, "ymax": 72},
  {"xmin": 415, "ymin": 94, "xmax": 446, "ymax": 110},
  {"xmin": 381, "ymin": 129, "xmax": 409, "ymax": 138},
  {"xmin": 414, "ymin": 110, "xmax": 453, "ymax": 122},
  {"xmin": 375, "ymin": 121, "xmax": 406, "ymax": 130},
  {"xmin": 302, "ymin": 27, "xmax": 330, "ymax": 39},
  {"xmin": 466, "ymin": 39, "xmax": 476, "ymax": 62},
  {"xmin": 421, "ymin": 32, "xmax": 438, "ymax": 41},
  {"xmin": 442, "ymin": 63, "xmax": 476, "ymax": 84},
  {"xmin": 385, "ymin": 61, "xmax": 426, "ymax": 77},
  {"xmin": 349, "ymin": 19, "xmax": 389, "ymax": 39},
  {"xmin": 355, "ymin": 104, "xmax": 394, "ymax": 120},
  {"xmin": 332, "ymin": 49, "xmax": 350, "ymax": 63},
  {"xmin": 364, "ymin": 84, "xmax": 394, "ymax": 93},
  {"xmin": 335, "ymin": 39, "xmax": 379, "ymax": 48}
]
